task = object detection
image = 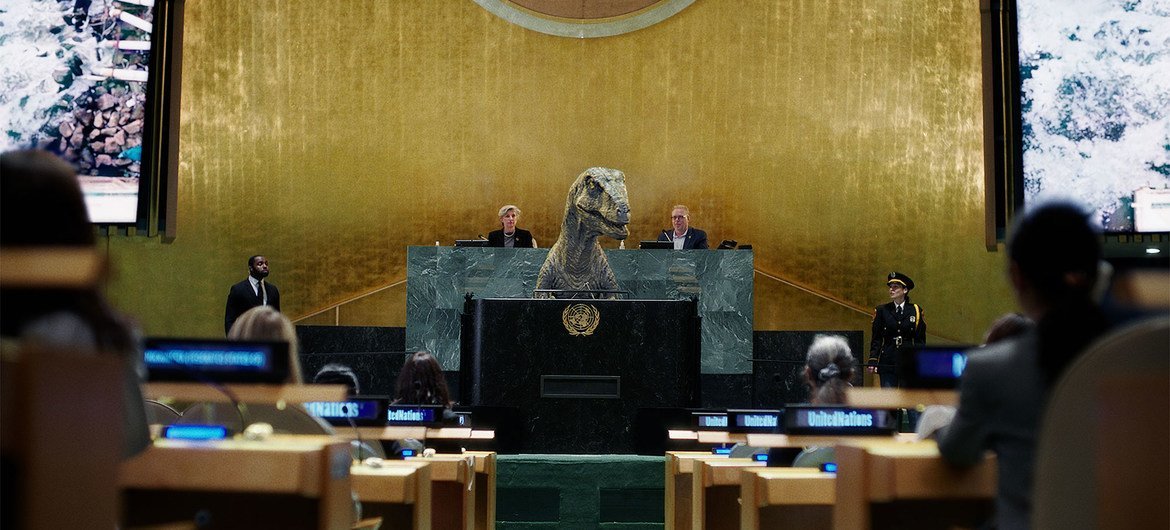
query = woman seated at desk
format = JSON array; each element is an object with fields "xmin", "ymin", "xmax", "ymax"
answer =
[
  {"xmin": 487, "ymin": 204, "xmax": 536, "ymax": 248},
  {"xmin": 788, "ymin": 334, "xmax": 856, "ymax": 468}
]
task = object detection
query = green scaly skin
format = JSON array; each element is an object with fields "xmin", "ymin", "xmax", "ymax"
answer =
[{"xmin": 536, "ymin": 167, "xmax": 631, "ymax": 298}]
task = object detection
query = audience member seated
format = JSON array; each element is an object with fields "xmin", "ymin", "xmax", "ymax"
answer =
[
  {"xmin": 790, "ymin": 334, "xmax": 856, "ymax": 468},
  {"xmin": 921, "ymin": 202, "xmax": 1109, "ymax": 530},
  {"xmin": 181, "ymin": 306, "xmax": 329, "ymax": 434},
  {"xmin": 314, "ymin": 363, "xmax": 362, "ymax": 395},
  {"xmin": 0, "ymin": 149, "xmax": 151, "ymax": 459},
  {"xmin": 391, "ymin": 351, "xmax": 460, "ymax": 455}
]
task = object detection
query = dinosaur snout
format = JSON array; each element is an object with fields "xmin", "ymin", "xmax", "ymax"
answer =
[{"xmin": 616, "ymin": 205, "xmax": 630, "ymax": 225}]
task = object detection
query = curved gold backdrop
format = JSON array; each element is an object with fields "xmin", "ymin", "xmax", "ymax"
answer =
[{"xmin": 104, "ymin": 0, "xmax": 1015, "ymax": 346}]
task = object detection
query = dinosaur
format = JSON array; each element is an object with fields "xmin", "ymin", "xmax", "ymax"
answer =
[{"xmin": 536, "ymin": 167, "xmax": 631, "ymax": 298}]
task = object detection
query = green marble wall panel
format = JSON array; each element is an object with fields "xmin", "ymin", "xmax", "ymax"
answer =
[{"xmin": 406, "ymin": 246, "xmax": 753, "ymax": 374}]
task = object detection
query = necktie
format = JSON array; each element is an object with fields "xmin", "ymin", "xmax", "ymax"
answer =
[
  {"xmin": 896, "ymin": 305, "xmax": 903, "ymax": 317},
  {"xmin": 259, "ymin": 281, "xmax": 268, "ymax": 305}
]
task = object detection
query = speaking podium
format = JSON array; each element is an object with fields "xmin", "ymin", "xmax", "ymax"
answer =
[{"xmin": 460, "ymin": 297, "xmax": 701, "ymax": 453}]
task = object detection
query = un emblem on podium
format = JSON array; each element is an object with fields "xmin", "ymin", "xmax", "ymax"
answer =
[{"xmin": 562, "ymin": 304, "xmax": 600, "ymax": 336}]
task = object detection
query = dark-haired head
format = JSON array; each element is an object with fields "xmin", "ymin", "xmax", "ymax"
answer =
[
  {"xmin": 0, "ymin": 149, "xmax": 94, "ymax": 247},
  {"xmin": 1007, "ymin": 201, "xmax": 1108, "ymax": 384},
  {"xmin": 314, "ymin": 363, "xmax": 361, "ymax": 395},
  {"xmin": 394, "ymin": 351, "xmax": 452, "ymax": 407},
  {"xmin": 0, "ymin": 149, "xmax": 132, "ymax": 351},
  {"xmin": 1008, "ymin": 202, "xmax": 1101, "ymax": 315}
]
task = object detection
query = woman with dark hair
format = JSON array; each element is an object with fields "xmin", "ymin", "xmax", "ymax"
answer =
[
  {"xmin": 393, "ymin": 351, "xmax": 453, "ymax": 407},
  {"xmin": 930, "ymin": 202, "xmax": 1109, "ymax": 530},
  {"xmin": 0, "ymin": 149, "xmax": 150, "ymax": 458}
]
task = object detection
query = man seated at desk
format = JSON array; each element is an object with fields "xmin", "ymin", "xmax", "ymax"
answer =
[{"xmin": 657, "ymin": 205, "xmax": 709, "ymax": 249}]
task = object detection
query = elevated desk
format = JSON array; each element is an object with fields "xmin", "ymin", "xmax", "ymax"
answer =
[
  {"xmin": 407, "ymin": 246, "xmax": 753, "ymax": 375},
  {"xmin": 740, "ymin": 467, "xmax": 835, "ymax": 530},
  {"xmin": 119, "ymin": 438, "xmax": 353, "ymax": 529},
  {"xmin": 833, "ymin": 440, "xmax": 996, "ymax": 530},
  {"xmin": 461, "ymin": 297, "xmax": 700, "ymax": 453}
]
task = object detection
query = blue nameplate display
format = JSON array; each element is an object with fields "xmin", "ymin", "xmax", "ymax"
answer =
[
  {"xmin": 164, "ymin": 424, "xmax": 229, "ymax": 440},
  {"xmin": 304, "ymin": 399, "xmax": 386, "ymax": 426},
  {"xmin": 693, "ymin": 411, "xmax": 729, "ymax": 430},
  {"xmin": 386, "ymin": 404, "xmax": 446, "ymax": 426},
  {"xmin": 144, "ymin": 338, "xmax": 290, "ymax": 384},
  {"xmin": 783, "ymin": 406, "xmax": 898, "ymax": 435},
  {"xmin": 728, "ymin": 409, "xmax": 782, "ymax": 433}
]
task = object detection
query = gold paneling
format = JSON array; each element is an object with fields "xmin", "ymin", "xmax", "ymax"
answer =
[{"xmin": 104, "ymin": 0, "xmax": 1015, "ymax": 344}]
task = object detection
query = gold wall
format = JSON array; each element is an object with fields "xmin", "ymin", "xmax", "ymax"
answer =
[{"xmin": 104, "ymin": 0, "xmax": 1016, "ymax": 345}]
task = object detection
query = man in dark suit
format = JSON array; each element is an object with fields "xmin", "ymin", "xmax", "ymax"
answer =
[
  {"xmin": 224, "ymin": 255, "xmax": 280, "ymax": 335},
  {"xmin": 866, "ymin": 271, "xmax": 926, "ymax": 387},
  {"xmin": 656, "ymin": 205, "xmax": 709, "ymax": 249}
]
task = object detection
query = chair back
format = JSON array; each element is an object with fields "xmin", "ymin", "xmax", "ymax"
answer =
[
  {"xmin": 1033, "ymin": 316, "xmax": 1170, "ymax": 530},
  {"xmin": 144, "ymin": 399, "xmax": 182, "ymax": 426}
]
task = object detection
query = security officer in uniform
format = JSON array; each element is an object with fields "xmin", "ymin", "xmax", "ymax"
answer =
[{"xmin": 866, "ymin": 272, "xmax": 926, "ymax": 388}]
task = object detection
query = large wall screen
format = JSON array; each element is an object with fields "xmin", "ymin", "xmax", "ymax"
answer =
[
  {"xmin": 1017, "ymin": 0, "xmax": 1170, "ymax": 233},
  {"xmin": 1, "ymin": 0, "xmax": 158, "ymax": 224}
]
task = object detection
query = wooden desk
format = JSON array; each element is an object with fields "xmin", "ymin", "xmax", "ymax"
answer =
[
  {"xmin": 846, "ymin": 388, "xmax": 959, "ymax": 408},
  {"xmin": 338, "ymin": 427, "xmax": 496, "ymax": 441},
  {"xmin": 691, "ymin": 458, "xmax": 766, "ymax": 530},
  {"xmin": 740, "ymin": 467, "xmax": 834, "ymax": 530},
  {"xmin": 664, "ymin": 451, "xmax": 728, "ymax": 530},
  {"xmin": 352, "ymin": 461, "xmax": 433, "ymax": 530},
  {"xmin": 463, "ymin": 451, "xmax": 497, "ymax": 530},
  {"xmin": 142, "ymin": 382, "xmax": 346, "ymax": 404},
  {"xmin": 390, "ymin": 455, "xmax": 476, "ymax": 530},
  {"xmin": 833, "ymin": 440, "xmax": 996, "ymax": 530},
  {"xmin": 119, "ymin": 438, "xmax": 353, "ymax": 529}
]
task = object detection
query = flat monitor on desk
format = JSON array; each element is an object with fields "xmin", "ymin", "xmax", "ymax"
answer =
[
  {"xmin": 143, "ymin": 338, "xmax": 290, "ymax": 384},
  {"xmin": 454, "ymin": 239, "xmax": 490, "ymax": 247},
  {"xmin": 638, "ymin": 240, "xmax": 673, "ymax": 250},
  {"xmin": 898, "ymin": 345, "xmax": 971, "ymax": 389}
]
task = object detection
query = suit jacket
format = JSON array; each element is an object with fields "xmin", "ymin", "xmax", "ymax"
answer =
[
  {"xmin": 487, "ymin": 228, "xmax": 534, "ymax": 248},
  {"xmin": 937, "ymin": 331, "xmax": 1044, "ymax": 530},
  {"xmin": 224, "ymin": 278, "xmax": 280, "ymax": 335},
  {"xmin": 868, "ymin": 300, "xmax": 926, "ymax": 374},
  {"xmin": 657, "ymin": 227, "xmax": 709, "ymax": 249}
]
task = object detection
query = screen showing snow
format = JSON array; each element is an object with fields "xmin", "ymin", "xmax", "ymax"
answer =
[
  {"xmin": 1018, "ymin": 0, "xmax": 1170, "ymax": 232},
  {"xmin": 0, "ymin": 0, "xmax": 154, "ymax": 223}
]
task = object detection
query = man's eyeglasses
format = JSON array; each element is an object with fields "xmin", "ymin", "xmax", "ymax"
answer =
[{"xmin": 671, "ymin": 215, "xmax": 686, "ymax": 220}]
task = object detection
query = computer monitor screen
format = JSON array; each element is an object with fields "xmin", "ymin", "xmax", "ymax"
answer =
[
  {"xmin": 898, "ymin": 345, "xmax": 971, "ymax": 389},
  {"xmin": 638, "ymin": 240, "xmax": 673, "ymax": 250},
  {"xmin": 143, "ymin": 338, "xmax": 290, "ymax": 384},
  {"xmin": 782, "ymin": 406, "xmax": 898, "ymax": 436},
  {"xmin": 454, "ymin": 239, "xmax": 490, "ymax": 247},
  {"xmin": 304, "ymin": 398, "xmax": 387, "ymax": 426}
]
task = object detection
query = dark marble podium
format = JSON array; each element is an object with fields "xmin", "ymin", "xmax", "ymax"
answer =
[{"xmin": 461, "ymin": 297, "xmax": 701, "ymax": 454}]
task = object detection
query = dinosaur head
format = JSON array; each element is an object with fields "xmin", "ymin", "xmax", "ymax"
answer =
[{"xmin": 569, "ymin": 167, "xmax": 630, "ymax": 241}]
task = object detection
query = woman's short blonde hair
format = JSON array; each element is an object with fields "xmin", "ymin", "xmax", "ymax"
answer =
[
  {"xmin": 228, "ymin": 305, "xmax": 303, "ymax": 384},
  {"xmin": 498, "ymin": 204, "xmax": 520, "ymax": 218}
]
